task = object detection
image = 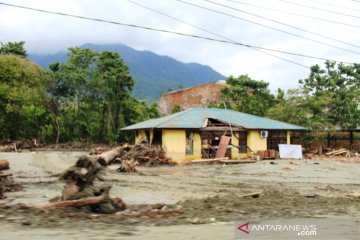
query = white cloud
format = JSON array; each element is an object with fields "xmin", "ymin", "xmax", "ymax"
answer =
[{"xmin": 0, "ymin": 0, "xmax": 359, "ymax": 90}]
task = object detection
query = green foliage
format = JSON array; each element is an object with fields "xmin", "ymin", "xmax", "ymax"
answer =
[
  {"xmin": 45, "ymin": 47, "xmax": 160, "ymax": 143},
  {"xmin": 220, "ymin": 75, "xmax": 276, "ymax": 116},
  {"xmin": 0, "ymin": 41, "xmax": 27, "ymax": 56},
  {"xmin": 266, "ymin": 89, "xmax": 310, "ymax": 126},
  {"xmin": 0, "ymin": 55, "xmax": 47, "ymax": 140},
  {"xmin": 1, "ymin": 41, "xmax": 358, "ymax": 145},
  {"xmin": 171, "ymin": 105, "xmax": 183, "ymax": 113},
  {"xmin": 299, "ymin": 61, "xmax": 360, "ymax": 129}
]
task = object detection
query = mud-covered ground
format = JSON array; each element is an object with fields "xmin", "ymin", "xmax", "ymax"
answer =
[{"xmin": 0, "ymin": 151, "xmax": 359, "ymax": 239}]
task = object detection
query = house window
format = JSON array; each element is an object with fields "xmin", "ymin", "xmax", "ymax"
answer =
[
  {"xmin": 267, "ymin": 131, "xmax": 287, "ymax": 150},
  {"xmin": 186, "ymin": 131, "xmax": 194, "ymax": 155},
  {"xmin": 238, "ymin": 131, "xmax": 247, "ymax": 153},
  {"xmin": 152, "ymin": 130, "xmax": 162, "ymax": 145}
]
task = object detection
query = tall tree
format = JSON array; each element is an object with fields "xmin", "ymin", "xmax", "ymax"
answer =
[
  {"xmin": 220, "ymin": 75, "xmax": 276, "ymax": 116},
  {"xmin": 90, "ymin": 51, "xmax": 135, "ymax": 141},
  {"xmin": 47, "ymin": 48, "xmax": 98, "ymax": 141},
  {"xmin": 48, "ymin": 48, "xmax": 140, "ymax": 143},
  {"xmin": 0, "ymin": 55, "xmax": 47, "ymax": 140},
  {"xmin": 299, "ymin": 61, "xmax": 360, "ymax": 129}
]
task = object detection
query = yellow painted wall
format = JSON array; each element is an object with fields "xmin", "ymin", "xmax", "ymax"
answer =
[
  {"xmin": 162, "ymin": 129, "xmax": 186, "ymax": 162},
  {"xmin": 231, "ymin": 134, "xmax": 241, "ymax": 159},
  {"xmin": 231, "ymin": 132, "xmax": 254, "ymax": 159},
  {"xmin": 247, "ymin": 130, "xmax": 267, "ymax": 154},
  {"xmin": 287, "ymin": 131, "xmax": 291, "ymax": 144}
]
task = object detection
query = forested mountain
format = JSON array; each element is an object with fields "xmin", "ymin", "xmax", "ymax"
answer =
[{"xmin": 29, "ymin": 43, "xmax": 225, "ymax": 102}]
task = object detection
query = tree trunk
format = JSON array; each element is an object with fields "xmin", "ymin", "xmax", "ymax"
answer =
[
  {"xmin": 0, "ymin": 160, "xmax": 9, "ymax": 170},
  {"xmin": 33, "ymin": 196, "xmax": 106, "ymax": 209},
  {"xmin": 97, "ymin": 145, "xmax": 127, "ymax": 165}
]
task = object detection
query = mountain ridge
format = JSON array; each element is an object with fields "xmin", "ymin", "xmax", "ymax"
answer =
[{"xmin": 29, "ymin": 43, "xmax": 226, "ymax": 102}]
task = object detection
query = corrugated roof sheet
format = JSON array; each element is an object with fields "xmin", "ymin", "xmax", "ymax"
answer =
[{"xmin": 122, "ymin": 108, "xmax": 306, "ymax": 131}]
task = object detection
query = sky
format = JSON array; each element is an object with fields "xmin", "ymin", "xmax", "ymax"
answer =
[{"xmin": 0, "ymin": 0, "xmax": 359, "ymax": 92}]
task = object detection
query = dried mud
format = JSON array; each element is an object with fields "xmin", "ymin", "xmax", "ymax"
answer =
[{"xmin": 0, "ymin": 152, "xmax": 359, "ymax": 239}]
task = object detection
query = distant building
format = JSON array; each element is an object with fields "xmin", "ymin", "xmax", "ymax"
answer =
[
  {"xmin": 122, "ymin": 108, "xmax": 306, "ymax": 162},
  {"xmin": 157, "ymin": 81, "xmax": 226, "ymax": 115}
]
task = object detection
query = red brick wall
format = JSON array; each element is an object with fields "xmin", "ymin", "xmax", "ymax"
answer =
[{"xmin": 158, "ymin": 82, "xmax": 226, "ymax": 115}]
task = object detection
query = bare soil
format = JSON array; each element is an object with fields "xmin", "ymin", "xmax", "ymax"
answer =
[{"xmin": 0, "ymin": 151, "xmax": 359, "ymax": 239}]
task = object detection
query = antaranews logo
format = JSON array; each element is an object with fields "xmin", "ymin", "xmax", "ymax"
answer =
[
  {"xmin": 235, "ymin": 221, "xmax": 317, "ymax": 238},
  {"xmin": 237, "ymin": 222, "xmax": 250, "ymax": 234}
]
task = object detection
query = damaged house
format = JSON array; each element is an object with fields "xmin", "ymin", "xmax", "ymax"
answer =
[{"xmin": 122, "ymin": 108, "xmax": 306, "ymax": 162}]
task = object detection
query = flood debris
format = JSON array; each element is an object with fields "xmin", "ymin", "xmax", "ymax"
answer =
[
  {"xmin": 47, "ymin": 155, "xmax": 127, "ymax": 213},
  {"xmin": 0, "ymin": 160, "xmax": 21, "ymax": 199},
  {"xmin": 116, "ymin": 145, "xmax": 172, "ymax": 167},
  {"xmin": 304, "ymin": 147, "xmax": 360, "ymax": 163},
  {"xmin": 325, "ymin": 148, "xmax": 351, "ymax": 157},
  {"xmin": 0, "ymin": 144, "xmax": 16, "ymax": 152},
  {"xmin": 117, "ymin": 159, "xmax": 138, "ymax": 173},
  {"xmin": 0, "ymin": 140, "xmax": 39, "ymax": 152},
  {"xmin": 95, "ymin": 144, "xmax": 172, "ymax": 172},
  {"xmin": 89, "ymin": 146, "xmax": 106, "ymax": 155},
  {"xmin": 31, "ymin": 155, "xmax": 180, "ymax": 217},
  {"xmin": 0, "ymin": 160, "xmax": 9, "ymax": 170}
]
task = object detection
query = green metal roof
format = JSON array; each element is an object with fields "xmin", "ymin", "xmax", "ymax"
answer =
[{"xmin": 122, "ymin": 108, "xmax": 306, "ymax": 131}]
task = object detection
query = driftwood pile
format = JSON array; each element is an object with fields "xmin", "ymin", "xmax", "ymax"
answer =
[
  {"xmin": 0, "ymin": 144, "xmax": 16, "ymax": 152},
  {"xmin": 0, "ymin": 140, "xmax": 39, "ymax": 152},
  {"xmin": 118, "ymin": 159, "xmax": 139, "ymax": 173},
  {"xmin": 95, "ymin": 144, "xmax": 172, "ymax": 172},
  {"xmin": 41, "ymin": 155, "xmax": 127, "ymax": 213},
  {"xmin": 119, "ymin": 145, "xmax": 171, "ymax": 166},
  {"xmin": 325, "ymin": 148, "xmax": 351, "ymax": 157}
]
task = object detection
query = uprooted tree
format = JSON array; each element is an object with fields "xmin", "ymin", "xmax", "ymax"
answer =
[{"xmin": 57, "ymin": 155, "xmax": 126, "ymax": 213}]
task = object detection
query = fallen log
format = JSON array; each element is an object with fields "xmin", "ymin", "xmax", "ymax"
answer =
[
  {"xmin": 0, "ymin": 173, "xmax": 12, "ymax": 178},
  {"xmin": 236, "ymin": 192, "xmax": 262, "ymax": 198},
  {"xmin": 219, "ymin": 159, "xmax": 256, "ymax": 164},
  {"xmin": 33, "ymin": 196, "xmax": 106, "ymax": 209},
  {"xmin": 97, "ymin": 145, "xmax": 130, "ymax": 165},
  {"xmin": 182, "ymin": 157, "xmax": 229, "ymax": 165},
  {"xmin": 325, "ymin": 148, "xmax": 347, "ymax": 156},
  {"xmin": 0, "ymin": 160, "xmax": 10, "ymax": 170}
]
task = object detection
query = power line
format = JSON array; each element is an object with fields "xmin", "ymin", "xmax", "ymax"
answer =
[
  {"xmin": 204, "ymin": 0, "xmax": 360, "ymax": 49},
  {"xmin": 223, "ymin": 0, "xmax": 360, "ymax": 28},
  {"xmin": 0, "ymin": 2, "xmax": 355, "ymax": 66},
  {"xmin": 126, "ymin": 0, "xmax": 357, "ymax": 66},
  {"xmin": 176, "ymin": 0, "xmax": 360, "ymax": 55},
  {"xmin": 279, "ymin": 0, "xmax": 360, "ymax": 18},
  {"xmin": 298, "ymin": 0, "xmax": 360, "ymax": 12},
  {"xmin": 126, "ymin": 0, "xmax": 309, "ymax": 68}
]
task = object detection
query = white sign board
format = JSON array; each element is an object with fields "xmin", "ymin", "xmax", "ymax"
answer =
[{"xmin": 278, "ymin": 144, "xmax": 303, "ymax": 159}]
